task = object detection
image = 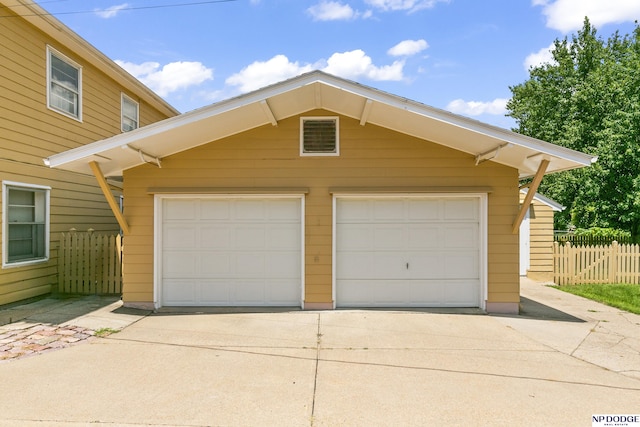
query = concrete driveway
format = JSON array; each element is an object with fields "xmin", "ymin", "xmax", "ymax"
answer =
[{"xmin": 0, "ymin": 280, "xmax": 639, "ymax": 427}]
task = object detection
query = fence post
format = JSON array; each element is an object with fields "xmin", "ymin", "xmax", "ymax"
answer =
[
  {"xmin": 566, "ymin": 242, "xmax": 574, "ymax": 285},
  {"xmin": 610, "ymin": 241, "xmax": 618, "ymax": 284},
  {"xmin": 553, "ymin": 241, "xmax": 559, "ymax": 284}
]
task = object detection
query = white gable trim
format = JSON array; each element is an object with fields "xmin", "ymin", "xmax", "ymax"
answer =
[{"xmin": 45, "ymin": 71, "xmax": 596, "ymax": 178}]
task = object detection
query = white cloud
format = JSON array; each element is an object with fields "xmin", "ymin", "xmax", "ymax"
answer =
[
  {"xmin": 387, "ymin": 39, "xmax": 429, "ymax": 56},
  {"xmin": 225, "ymin": 55, "xmax": 316, "ymax": 93},
  {"xmin": 307, "ymin": 1, "xmax": 357, "ymax": 21},
  {"xmin": 524, "ymin": 43, "xmax": 556, "ymax": 70},
  {"xmin": 94, "ymin": 3, "xmax": 129, "ymax": 18},
  {"xmin": 365, "ymin": 0, "xmax": 449, "ymax": 13},
  {"xmin": 226, "ymin": 51, "xmax": 405, "ymax": 94},
  {"xmin": 323, "ymin": 50, "xmax": 405, "ymax": 80},
  {"xmin": 446, "ymin": 98, "xmax": 508, "ymax": 116},
  {"xmin": 535, "ymin": 0, "xmax": 640, "ymax": 33},
  {"xmin": 116, "ymin": 60, "xmax": 214, "ymax": 97}
]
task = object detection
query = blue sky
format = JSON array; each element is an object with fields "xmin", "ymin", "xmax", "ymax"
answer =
[{"xmin": 32, "ymin": 0, "xmax": 640, "ymax": 128}]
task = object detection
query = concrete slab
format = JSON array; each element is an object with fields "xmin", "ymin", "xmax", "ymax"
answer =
[
  {"xmin": 312, "ymin": 355, "xmax": 639, "ymax": 427},
  {"xmin": 496, "ymin": 279, "xmax": 640, "ymax": 380},
  {"xmin": 113, "ymin": 311, "xmax": 321, "ymax": 350},
  {"xmin": 0, "ymin": 338, "xmax": 316, "ymax": 427},
  {"xmin": 0, "ymin": 280, "xmax": 639, "ymax": 426}
]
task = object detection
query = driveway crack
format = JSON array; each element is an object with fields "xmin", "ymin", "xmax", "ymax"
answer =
[{"xmin": 310, "ymin": 313, "xmax": 321, "ymax": 426}]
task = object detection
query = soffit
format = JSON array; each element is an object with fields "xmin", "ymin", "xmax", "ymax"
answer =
[{"xmin": 45, "ymin": 71, "xmax": 596, "ymax": 179}]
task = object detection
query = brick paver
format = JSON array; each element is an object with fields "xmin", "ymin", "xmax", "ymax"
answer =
[{"xmin": 0, "ymin": 324, "xmax": 97, "ymax": 362}]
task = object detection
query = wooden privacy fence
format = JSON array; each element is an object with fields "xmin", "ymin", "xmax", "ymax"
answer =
[
  {"xmin": 58, "ymin": 231, "xmax": 123, "ymax": 294},
  {"xmin": 553, "ymin": 241, "xmax": 640, "ymax": 285}
]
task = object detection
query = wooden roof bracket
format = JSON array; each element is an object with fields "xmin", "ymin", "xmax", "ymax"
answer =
[
  {"xmin": 89, "ymin": 161, "xmax": 130, "ymax": 235},
  {"xmin": 475, "ymin": 143, "xmax": 510, "ymax": 166},
  {"xmin": 512, "ymin": 157, "xmax": 550, "ymax": 234},
  {"xmin": 124, "ymin": 144, "xmax": 161, "ymax": 168},
  {"xmin": 360, "ymin": 99, "xmax": 373, "ymax": 126},
  {"xmin": 259, "ymin": 99, "xmax": 278, "ymax": 126}
]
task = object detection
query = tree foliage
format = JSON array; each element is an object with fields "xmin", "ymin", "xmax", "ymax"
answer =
[{"xmin": 507, "ymin": 19, "xmax": 640, "ymax": 241}]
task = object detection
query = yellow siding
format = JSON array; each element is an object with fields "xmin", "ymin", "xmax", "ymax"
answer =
[
  {"xmin": 528, "ymin": 201, "xmax": 556, "ymax": 281},
  {"xmin": 0, "ymin": 5, "xmax": 174, "ymax": 305},
  {"xmin": 124, "ymin": 110, "xmax": 520, "ymax": 307}
]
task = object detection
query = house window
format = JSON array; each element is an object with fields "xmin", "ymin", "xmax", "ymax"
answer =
[
  {"xmin": 2, "ymin": 182, "xmax": 50, "ymax": 268},
  {"xmin": 122, "ymin": 94, "xmax": 139, "ymax": 132},
  {"xmin": 300, "ymin": 117, "xmax": 339, "ymax": 156},
  {"xmin": 47, "ymin": 46, "xmax": 82, "ymax": 121}
]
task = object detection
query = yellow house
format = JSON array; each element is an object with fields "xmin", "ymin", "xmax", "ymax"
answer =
[
  {"xmin": 46, "ymin": 72, "xmax": 595, "ymax": 314},
  {"xmin": 0, "ymin": 0, "xmax": 178, "ymax": 305},
  {"xmin": 519, "ymin": 189, "xmax": 564, "ymax": 281}
]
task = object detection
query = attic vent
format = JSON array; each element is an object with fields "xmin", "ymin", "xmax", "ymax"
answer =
[{"xmin": 301, "ymin": 117, "xmax": 339, "ymax": 156}]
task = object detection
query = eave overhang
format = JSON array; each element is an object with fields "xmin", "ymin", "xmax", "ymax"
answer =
[{"xmin": 44, "ymin": 71, "xmax": 596, "ymax": 179}]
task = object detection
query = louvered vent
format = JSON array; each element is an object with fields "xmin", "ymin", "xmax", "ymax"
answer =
[{"xmin": 301, "ymin": 118, "xmax": 338, "ymax": 155}]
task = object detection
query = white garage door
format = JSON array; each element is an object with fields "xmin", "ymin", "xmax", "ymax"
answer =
[
  {"xmin": 336, "ymin": 196, "xmax": 482, "ymax": 307},
  {"xmin": 159, "ymin": 197, "xmax": 302, "ymax": 306}
]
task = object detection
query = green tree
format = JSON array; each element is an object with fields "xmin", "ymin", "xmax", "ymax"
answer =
[{"xmin": 508, "ymin": 19, "xmax": 640, "ymax": 241}]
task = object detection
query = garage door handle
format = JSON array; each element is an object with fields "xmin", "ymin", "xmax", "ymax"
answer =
[{"xmin": 406, "ymin": 262, "xmax": 409, "ymax": 269}]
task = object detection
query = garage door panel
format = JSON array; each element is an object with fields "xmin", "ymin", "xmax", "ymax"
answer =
[
  {"xmin": 233, "ymin": 280, "xmax": 266, "ymax": 304},
  {"xmin": 163, "ymin": 252, "xmax": 198, "ymax": 277},
  {"xmin": 199, "ymin": 252, "xmax": 232, "ymax": 275},
  {"xmin": 337, "ymin": 199, "xmax": 370, "ymax": 221},
  {"xmin": 336, "ymin": 196, "xmax": 481, "ymax": 308},
  {"xmin": 163, "ymin": 225, "xmax": 197, "ymax": 248},
  {"xmin": 162, "ymin": 279, "xmax": 198, "ymax": 305},
  {"xmin": 444, "ymin": 281, "xmax": 480, "ymax": 305},
  {"xmin": 407, "ymin": 225, "xmax": 440, "ymax": 249},
  {"xmin": 200, "ymin": 200, "xmax": 231, "ymax": 220},
  {"xmin": 444, "ymin": 199, "xmax": 478, "ymax": 220},
  {"xmin": 444, "ymin": 253, "xmax": 479, "ymax": 278},
  {"xmin": 266, "ymin": 252, "xmax": 301, "ymax": 277},
  {"xmin": 161, "ymin": 197, "xmax": 302, "ymax": 306},
  {"xmin": 235, "ymin": 200, "xmax": 265, "ymax": 220},
  {"xmin": 200, "ymin": 226, "xmax": 231, "ymax": 249},
  {"xmin": 267, "ymin": 199, "xmax": 301, "ymax": 220},
  {"xmin": 408, "ymin": 281, "xmax": 445, "ymax": 304},
  {"xmin": 405, "ymin": 253, "xmax": 444, "ymax": 278},
  {"xmin": 164, "ymin": 199, "xmax": 197, "ymax": 220},
  {"xmin": 235, "ymin": 226, "xmax": 266, "ymax": 249},
  {"xmin": 267, "ymin": 225, "xmax": 300, "ymax": 249},
  {"xmin": 372, "ymin": 253, "xmax": 407, "ymax": 278},
  {"xmin": 265, "ymin": 280, "xmax": 300, "ymax": 304},
  {"xmin": 195, "ymin": 281, "xmax": 230, "ymax": 305},
  {"xmin": 372, "ymin": 200, "xmax": 404, "ymax": 221},
  {"xmin": 408, "ymin": 199, "xmax": 440, "ymax": 220},
  {"xmin": 235, "ymin": 252, "xmax": 266, "ymax": 276},
  {"xmin": 336, "ymin": 252, "xmax": 372, "ymax": 279},
  {"xmin": 374, "ymin": 226, "xmax": 404, "ymax": 249},
  {"xmin": 337, "ymin": 224, "xmax": 372, "ymax": 249},
  {"xmin": 444, "ymin": 224, "xmax": 478, "ymax": 249}
]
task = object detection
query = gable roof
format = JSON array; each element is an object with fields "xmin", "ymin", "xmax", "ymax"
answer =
[
  {"xmin": 45, "ymin": 71, "xmax": 596, "ymax": 178},
  {"xmin": 3, "ymin": 0, "xmax": 178, "ymax": 118}
]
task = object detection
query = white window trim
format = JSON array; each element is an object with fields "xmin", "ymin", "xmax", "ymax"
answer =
[
  {"xmin": 2, "ymin": 181, "xmax": 51, "ymax": 269},
  {"xmin": 121, "ymin": 93, "xmax": 139, "ymax": 132},
  {"xmin": 46, "ymin": 46, "xmax": 83, "ymax": 122},
  {"xmin": 300, "ymin": 116, "xmax": 340, "ymax": 157}
]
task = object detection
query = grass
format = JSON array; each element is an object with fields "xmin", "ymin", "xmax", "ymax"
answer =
[
  {"xmin": 94, "ymin": 327, "xmax": 121, "ymax": 337},
  {"xmin": 551, "ymin": 283, "xmax": 640, "ymax": 314}
]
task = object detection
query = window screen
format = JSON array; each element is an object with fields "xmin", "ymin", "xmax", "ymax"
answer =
[
  {"xmin": 3, "ymin": 185, "xmax": 49, "ymax": 266},
  {"xmin": 48, "ymin": 48, "xmax": 81, "ymax": 119}
]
